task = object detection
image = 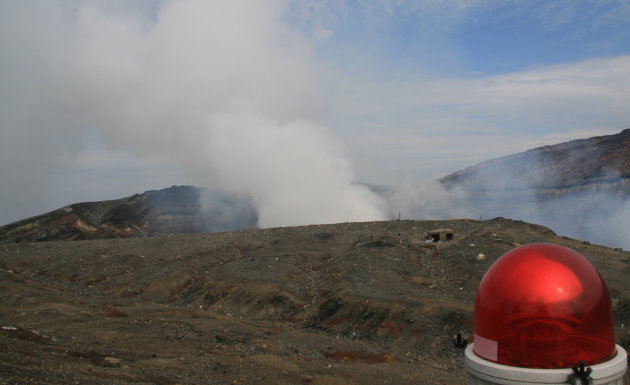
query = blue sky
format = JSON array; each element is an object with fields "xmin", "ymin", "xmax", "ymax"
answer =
[
  {"xmin": 294, "ymin": 0, "xmax": 630, "ymax": 75},
  {"xmin": 290, "ymin": 0, "xmax": 630, "ymax": 183},
  {"xmin": 452, "ymin": 1, "xmax": 630, "ymax": 73},
  {"xmin": 1, "ymin": 0, "xmax": 630, "ymax": 226}
]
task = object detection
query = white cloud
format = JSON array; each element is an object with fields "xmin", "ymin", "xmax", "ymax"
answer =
[{"xmin": 333, "ymin": 55, "xmax": 630, "ymax": 183}]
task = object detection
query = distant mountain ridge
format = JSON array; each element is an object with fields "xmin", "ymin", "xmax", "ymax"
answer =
[
  {"xmin": 438, "ymin": 128, "xmax": 630, "ymax": 249},
  {"xmin": 441, "ymin": 128, "xmax": 630, "ymax": 197},
  {"xmin": 0, "ymin": 186, "xmax": 257, "ymax": 243},
  {"xmin": 3, "ymin": 129, "xmax": 629, "ymax": 245}
]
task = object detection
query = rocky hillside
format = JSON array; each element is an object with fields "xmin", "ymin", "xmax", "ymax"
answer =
[
  {"xmin": 2, "ymin": 218, "xmax": 629, "ymax": 384},
  {"xmin": 438, "ymin": 129, "xmax": 630, "ymax": 249},
  {"xmin": 441, "ymin": 128, "xmax": 630, "ymax": 198},
  {"xmin": 0, "ymin": 186, "xmax": 257, "ymax": 243}
]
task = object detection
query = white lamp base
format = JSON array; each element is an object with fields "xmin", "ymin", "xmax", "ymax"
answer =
[{"xmin": 465, "ymin": 343, "xmax": 627, "ymax": 385}]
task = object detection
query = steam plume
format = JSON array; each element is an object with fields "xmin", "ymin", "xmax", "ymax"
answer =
[{"xmin": 0, "ymin": 0, "xmax": 386, "ymax": 226}]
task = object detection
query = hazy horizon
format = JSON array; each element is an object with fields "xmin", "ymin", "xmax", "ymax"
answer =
[{"xmin": 1, "ymin": 1, "xmax": 630, "ymax": 241}]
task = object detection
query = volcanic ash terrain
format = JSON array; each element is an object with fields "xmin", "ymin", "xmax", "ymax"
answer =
[{"xmin": 1, "ymin": 218, "xmax": 630, "ymax": 384}]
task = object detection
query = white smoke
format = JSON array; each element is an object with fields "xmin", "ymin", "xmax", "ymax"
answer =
[
  {"xmin": 386, "ymin": 148, "xmax": 630, "ymax": 250},
  {"xmin": 205, "ymin": 113, "xmax": 386, "ymax": 227},
  {"xmin": 385, "ymin": 179, "xmax": 474, "ymax": 221},
  {"xmin": 0, "ymin": 0, "xmax": 386, "ymax": 227}
]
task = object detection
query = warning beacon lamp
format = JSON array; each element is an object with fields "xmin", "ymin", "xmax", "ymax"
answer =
[{"xmin": 465, "ymin": 243, "xmax": 627, "ymax": 385}]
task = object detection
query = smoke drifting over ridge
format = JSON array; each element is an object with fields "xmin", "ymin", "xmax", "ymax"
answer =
[
  {"xmin": 0, "ymin": 1, "xmax": 386, "ymax": 227},
  {"xmin": 2, "ymin": 1, "xmax": 628, "ymax": 251},
  {"xmin": 385, "ymin": 180, "xmax": 630, "ymax": 250},
  {"xmin": 385, "ymin": 137, "xmax": 630, "ymax": 250}
]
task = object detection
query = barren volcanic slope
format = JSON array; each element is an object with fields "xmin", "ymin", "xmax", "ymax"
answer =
[
  {"xmin": 439, "ymin": 129, "xmax": 630, "ymax": 248},
  {"xmin": 441, "ymin": 128, "xmax": 630, "ymax": 197},
  {"xmin": 0, "ymin": 186, "xmax": 257, "ymax": 243},
  {"xmin": 2, "ymin": 219, "xmax": 630, "ymax": 384}
]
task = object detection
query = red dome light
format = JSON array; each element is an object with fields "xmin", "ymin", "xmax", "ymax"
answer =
[{"xmin": 473, "ymin": 243, "xmax": 616, "ymax": 369}]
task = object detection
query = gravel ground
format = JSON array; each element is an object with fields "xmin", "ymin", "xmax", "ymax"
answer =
[{"xmin": 1, "ymin": 218, "xmax": 629, "ymax": 384}]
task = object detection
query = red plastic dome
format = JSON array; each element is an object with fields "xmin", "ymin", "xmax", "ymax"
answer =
[{"xmin": 473, "ymin": 243, "xmax": 616, "ymax": 369}]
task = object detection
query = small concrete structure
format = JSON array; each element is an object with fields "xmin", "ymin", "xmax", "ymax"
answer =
[{"xmin": 428, "ymin": 228, "xmax": 454, "ymax": 242}]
